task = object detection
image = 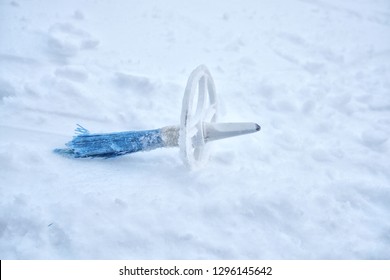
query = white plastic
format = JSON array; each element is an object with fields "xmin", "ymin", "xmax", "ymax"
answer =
[
  {"xmin": 204, "ymin": 122, "xmax": 260, "ymax": 142},
  {"xmin": 179, "ymin": 65, "xmax": 217, "ymax": 168}
]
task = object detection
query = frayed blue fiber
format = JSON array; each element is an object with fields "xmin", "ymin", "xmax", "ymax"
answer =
[
  {"xmin": 75, "ymin": 124, "xmax": 90, "ymax": 135},
  {"xmin": 54, "ymin": 126, "xmax": 164, "ymax": 158}
]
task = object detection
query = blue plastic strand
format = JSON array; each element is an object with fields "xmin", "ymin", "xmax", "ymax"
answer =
[{"xmin": 54, "ymin": 128, "xmax": 165, "ymax": 158}]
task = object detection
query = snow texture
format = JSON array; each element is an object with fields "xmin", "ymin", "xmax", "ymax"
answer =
[{"xmin": 0, "ymin": 0, "xmax": 390, "ymax": 259}]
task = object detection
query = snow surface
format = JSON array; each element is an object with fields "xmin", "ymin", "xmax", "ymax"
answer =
[{"xmin": 1, "ymin": 0, "xmax": 390, "ymax": 259}]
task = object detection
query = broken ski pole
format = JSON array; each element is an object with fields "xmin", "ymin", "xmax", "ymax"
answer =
[{"xmin": 54, "ymin": 65, "xmax": 261, "ymax": 167}]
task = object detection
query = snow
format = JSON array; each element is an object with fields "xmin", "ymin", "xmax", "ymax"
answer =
[{"xmin": 1, "ymin": 0, "xmax": 390, "ymax": 259}]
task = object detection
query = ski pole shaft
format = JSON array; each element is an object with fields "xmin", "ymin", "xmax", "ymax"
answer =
[{"xmin": 54, "ymin": 126, "xmax": 180, "ymax": 158}]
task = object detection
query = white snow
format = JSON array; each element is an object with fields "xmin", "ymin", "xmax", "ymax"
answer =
[{"xmin": 1, "ymin": 0, "xmax": 390, "ymax": 259}]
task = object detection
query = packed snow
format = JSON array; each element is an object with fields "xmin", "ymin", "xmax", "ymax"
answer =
[{"xmin": 1, "ymin": 0, "xmax": 389, "ymax": 259}]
